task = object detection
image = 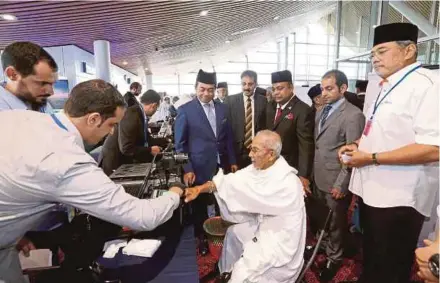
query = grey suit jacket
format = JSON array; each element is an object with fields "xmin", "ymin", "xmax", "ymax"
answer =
[
  {"xmin": 225, "ymin": 93, "xmax": 267, "ymax": 156},
  {"xmin": 313, "ymin": 100, "xmax": 365, "ymax": 193}
]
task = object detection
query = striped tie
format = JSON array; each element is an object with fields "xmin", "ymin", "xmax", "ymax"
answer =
[{"xmin": 244, "ymin": 98, "xmax": 252, "ymax": 148}]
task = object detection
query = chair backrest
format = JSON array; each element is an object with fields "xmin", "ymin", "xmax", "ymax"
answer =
[{"xmin": 295, "ymin": 206, "xmax": 333, "ymax": 283}]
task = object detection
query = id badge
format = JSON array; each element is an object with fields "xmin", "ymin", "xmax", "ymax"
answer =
[{"xmin": 363, "ymin": 118, "xmax": 373, "ymax": 136}]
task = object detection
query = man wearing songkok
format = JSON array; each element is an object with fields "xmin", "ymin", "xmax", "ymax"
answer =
[
  {"xmin": 215, "ymin": 82, "xmax": 228, "ymax": 103},
  {"xmin": 339, "ymin": 22, "xmax": 439, "ymax": 283},
  {"xmin": 266, "ymin": 70, "xmax": 315, "ymax": 195},
  {"xmin": 185, "ymin": 130, "xmax": 306, "ymax": 283}
]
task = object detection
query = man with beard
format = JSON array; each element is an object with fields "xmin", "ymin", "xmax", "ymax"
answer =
[
  {"xmin": 0, "ymin": 41, "xmax": 58, "ymax": 112},
  {"xmin": 123, "ymin": 82, "xmax": 142, "ymax": 107}
]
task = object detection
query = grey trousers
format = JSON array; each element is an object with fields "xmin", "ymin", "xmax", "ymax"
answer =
[
  {"xmin": 0, "ymin": 247, "xmax": 27, "ymax": 283},
  {"xmin": 314, "ymin": 188, "xmax": 352, "ymax": 263}
]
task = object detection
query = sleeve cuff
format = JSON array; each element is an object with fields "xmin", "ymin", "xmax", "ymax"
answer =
[{"xmin": 415, "ymin": 135, "xmax": 440, "ymax": 147}]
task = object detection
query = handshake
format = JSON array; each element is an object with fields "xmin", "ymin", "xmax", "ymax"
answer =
[{"xmin": 167, "ymin": 182, "xmax": 201, "ymax": 203}]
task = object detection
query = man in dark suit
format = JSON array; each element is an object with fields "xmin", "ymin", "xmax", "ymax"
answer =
[
  {"xmin": 355, "ymin": 79, "xmax": 368, "ymax": 110},
  {"xmin": 266, "ymin": 70, "xmax": 315, "ymax": 192},
  {"xmin": 215, "ymin": 82, "xmax": 228, "ymax": 103},
  {"xmin": 174, "ymin": 69, "xmax": 237, "ymax": 255},
  {"xmin": 313, "ymin": 70, "xmax": 365, "ymax": 282},
  {"xmin": 344, "ymin": 90, "xmax": 363, "ymax": 111},
  {"xmin": 226, "ymin": 70, "xmax": 266, "ymax": 168},
  {"xmin": 123, "ymin": 82, "xmax": 142, "ymax": 107},
  {"xmin": 99, "ymin": 89, "xmax": 163, "ymax": 176}
]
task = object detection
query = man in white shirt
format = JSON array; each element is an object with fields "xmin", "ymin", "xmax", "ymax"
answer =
[
  {"xmin": 185, "ymin": 130, "xmax": 306, "ymax": 283},
  {"xmin": 339, "ymin": 23, "xmax": 439, "ymax": 283},
  {"xmin": 0, "ymin": 41, "xmax": 58, "ymax": 112},
  {"xmin": 0, "ymin": 79, "xmax": 184, "ymax": 283},
  {"xmin": 226, "ymin": 70, "xmax": 267, "ymax": 169}
]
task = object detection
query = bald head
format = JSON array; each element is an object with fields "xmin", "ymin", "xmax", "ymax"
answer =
[{"xmin": 249, "ymin": 130, "xmax": 282, "ymax": 169}]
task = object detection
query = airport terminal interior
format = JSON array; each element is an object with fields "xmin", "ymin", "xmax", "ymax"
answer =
[{"xmin": 0, "ymin": 1, "xmax": 439, "ymax": 283}]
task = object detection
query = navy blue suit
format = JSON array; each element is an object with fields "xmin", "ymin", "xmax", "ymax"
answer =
[
  {"xmin": 174, "ymin": 98, "xmax": 236, "ymax": 184},
  {"xmin": 174, "ymin": 98, "xmax": 236, "ymax": 237}
]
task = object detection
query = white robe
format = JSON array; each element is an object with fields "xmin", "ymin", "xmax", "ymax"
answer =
[{"xmin": 213, "ymin": 156, "xmax": 306, "ymax": 283}]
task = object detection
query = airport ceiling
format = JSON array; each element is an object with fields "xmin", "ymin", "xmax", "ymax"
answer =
[{"xmin": 0, "ymin": 0, "xmax": 335, "ymax": 76}]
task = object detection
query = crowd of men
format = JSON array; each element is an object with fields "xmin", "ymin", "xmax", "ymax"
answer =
[{"xmin": 0, "ymin": 21, "xmax": 438, "ymax": 283}]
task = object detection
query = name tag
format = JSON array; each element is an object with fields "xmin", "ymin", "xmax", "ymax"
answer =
[{"xmin": 363, "ymin": 118, "xmax": 372, "ymax": 136}]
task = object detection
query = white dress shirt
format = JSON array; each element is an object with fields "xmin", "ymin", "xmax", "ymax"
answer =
[
  {"xmin": 0, "ymin": 110, "xmax": 180, "ymax": 282},
  {"xmin": 349, "ymin": 62, "xmax": 439, "ymax": 216},
  {"xmin": 242, "ymin": 93, "xmax": 255, "ymax": 138}
]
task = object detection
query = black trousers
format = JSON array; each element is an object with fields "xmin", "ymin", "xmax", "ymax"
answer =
[
  {"xmin": 359, "ymin": 198, "xmax": 425, "ymax": 283},
  {"xmin": 314, "ymin": 188, "xmax": 352, "ymax": 263}
]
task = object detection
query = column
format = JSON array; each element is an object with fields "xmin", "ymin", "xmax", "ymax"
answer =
[
  {"xmin": 145, "ymin": 73, "xmax": 153, "ymax": 90},
  {"xmin": 333, "ymin": 0, "xmax": 342, "ymax": 69},
  {"xmin": 93, "ymin": 40, "xmax": 111, "ymax": 82}
]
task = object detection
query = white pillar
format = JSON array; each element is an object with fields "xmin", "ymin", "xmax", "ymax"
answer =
[
  {"xmin": 145, "ymin": 74, "xmax": 153, "ymax": 89},
  {"xmin": 93, "ymin": 40, "xmax": 111, "ymax": 82}
]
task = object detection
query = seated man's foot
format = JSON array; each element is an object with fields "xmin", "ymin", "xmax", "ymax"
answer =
[
  {"xmin": 319, "ymin": 260, "xmax": 342, "ymax": 282},
  {"xmin": 215, "ymin": 272, "xmax": 231, "ymax": 283},
  {"xmin": 198, "ymin": 236, "xmax": 209, "ymax": 256}
]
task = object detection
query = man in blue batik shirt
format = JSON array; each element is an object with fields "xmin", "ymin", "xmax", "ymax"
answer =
[{"xmin": 0, "ymin": 41, "xmax": 58, "ymax": 112}]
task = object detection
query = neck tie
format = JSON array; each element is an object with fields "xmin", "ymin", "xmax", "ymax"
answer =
[
  {"xmin": 244, "ymin": 98, "xmax": 252, "ymax": 148},
  {"xmin": 320, "ymin": 105, "xmax": 332, "ymax": 130},
  {"xmin": 274, "ymin": 106, "xmax": 282, "ymax": 123},
  {"xmin": 204, "ymin": 103, "xmax": 217, "ymax": 137}
]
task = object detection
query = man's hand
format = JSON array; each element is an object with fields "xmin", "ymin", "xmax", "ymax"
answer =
[
  {"xmin": 230, "ymin": 165, "xmax": 238, "ymax": 173},
  {"xmin": 184, "ymin": 172, "xmax": 196, "ymax": 186},
  {"xmin": 330, "ymin": 188, "xmax": 345, "ymax": 200},
  {"xmin": 338, "ymin": 143, "xmax": 358, "ymax": 163},
  {"xmin": 16, "ymin": 237, "xmax": 36, "ymax": 257},
  {"xmin": 168, "ymin": 186, "xmax": 184, "ymax": 198},
  {"xmin": 416, "ymin": 239, "xmax": 440, "ymax": 282},
  {"xmin": 299, "ymin": 176, "xmax": 312, "ymax": 197},
  {"xmin": 151, "ymin": 146, "xmax": 162, "ymax": 155},
  {"xmin": 344, "ymin": 150, "xmax": 373, "ymax": 168},
  {"xmin": 184, "ymin": 187, "xmax": 201, "ymax": 203}
]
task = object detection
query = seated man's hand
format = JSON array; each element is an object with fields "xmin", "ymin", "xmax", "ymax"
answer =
[
  {"xmin": 151, "ymin": 146, "xmax": 162, "ymax": 155},
  {"xmin": 184, "ymin": 187, "xmax": 201, "ymax": 203},
  {"xmin": 16, "ymin": 237, "xmax": 36, "ymax": 257},
  {"xmin": 184, "ymin": 172, "xmax": 196, "ymax": 186},
  {"xmin": 168, "ymin": 186, "xmax": 184, "ymax": 198}
]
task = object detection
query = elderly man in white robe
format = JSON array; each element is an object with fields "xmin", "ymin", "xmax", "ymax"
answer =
[{"xmin": 185, "ymin": 130, "xmax": 306, "ymax": 283}]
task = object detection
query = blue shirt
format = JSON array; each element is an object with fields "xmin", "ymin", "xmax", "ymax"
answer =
[
  {"xmin": 0, "ymin": 85, "xmax": 52, "ymax": 113},
  {"xmin": 319, "ymin": 97, "xmax": 345, "ymax": 132}
]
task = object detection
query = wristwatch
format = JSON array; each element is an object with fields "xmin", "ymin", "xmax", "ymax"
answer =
[
  {"xmin": 429, "ymin": 253, "xmax": 439, "ymax": 278},
  {"xmin": 372, "ymin": 153, "xmax": 380, "ymax": 165}
]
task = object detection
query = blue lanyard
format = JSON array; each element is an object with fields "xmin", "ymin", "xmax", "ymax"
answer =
[
  {"xmin": 371, "ymin": 65, "xmax": 421, "ymax": 119},
  {"xmin": 51, "ymin": 114, "xmax": 68, "ymax": 131}
]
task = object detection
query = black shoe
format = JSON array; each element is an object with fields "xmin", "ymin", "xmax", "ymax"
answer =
[
  {"xmin": 319, "ymin": 260, "xmax": 342, "ymax": 282},
  {"xmin": 198, "ymin": 237, "xmax": 209, "ymax": 256}
]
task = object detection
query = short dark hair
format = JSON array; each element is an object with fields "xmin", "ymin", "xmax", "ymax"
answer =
[
  {"xmin": 130, "ymin": 82, "xmax": 141, "ymax": 90},
  {"xmin": 1, "ymin": 41, "xmax": 58, "ymax": 77},
  {"xmin": 140, "ymin": 89, "xmax": 161, "ymax": 105},
  {"xmin": 355, "ymin": 80, "xmax": 368, "ymax": 92},
  {"xmin": 172, "ymin": 96, "xmax": 179, "ymax": 103},
  {"xmin": 240, "ymin": 70, "xmax": 258, "ymax": 84},
  {"xmin": 322, "ymin": 69, "xmax": 348, "ymax": 88},
  {"xmin": 64, "ymin": 79, "xmax": 126, "ymax": 121}
]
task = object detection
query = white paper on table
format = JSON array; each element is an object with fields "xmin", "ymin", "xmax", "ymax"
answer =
[
  {"xmin": 122, "ymin": 239, "xmax": 162, "ymax": 258},
  {"xmin": 19, "ymin": 249, "xmax": 52, "ymax": 270},
  {"xmin": 103, "ymin": 239, "xmax": 127, "ymax": 252}
]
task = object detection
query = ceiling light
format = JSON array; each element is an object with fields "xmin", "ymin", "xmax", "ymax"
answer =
[
  {"xmin": 122, "ymin": 61, "xmax": 128, "ymax": 65},
  {"xmin": 200, "ymin": 10, "xmax": 209, "ymax": 16},
  {"xmin": 231, "ymin": 28, "xmax": 258, "ymax": 36},
  {"xmin": 273, "ymin": 16, "xmax": 280, "ymax": 21},
  {"xmin": 225, "ymin": 40, "xmax": 231, "ymax": 44},
  {"xmin": 145, "ymin": 67, "xmax": 149, "ymax": 71},
  {"xmin": 1, "ymin": 14, "xmax": 17, "ymax": 21}
]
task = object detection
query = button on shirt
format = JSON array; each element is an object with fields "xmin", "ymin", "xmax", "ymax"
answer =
[
  {"xmin": 349, "ymin": 62, "xmax": 439, "ymax": 216},
  {"xmin": 0, "ymin": 110, "xmax": 180, "ymax": 250},
  {"xmin": 243, "ymin": 93, "xmax": 255, "ymax": 138}
]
